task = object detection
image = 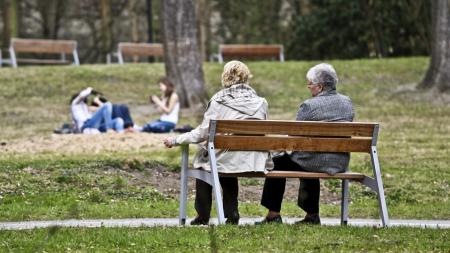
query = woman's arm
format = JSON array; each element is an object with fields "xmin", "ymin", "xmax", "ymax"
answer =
[
  {"xmin": 164, "ymin": 100, "xmax": 218, "ymax": 147},
  {"xmin": 153, "ymin": 93, "xmax": 178, "ymax": 114},
  {"xmin": 72, "ymin": 87, "xmax": 92, "ymax": 105}
]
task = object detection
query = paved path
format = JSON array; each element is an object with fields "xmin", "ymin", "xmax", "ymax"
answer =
[{"xmin": 1, "ymin": 218, "xmax": 449, "ymax": 230}]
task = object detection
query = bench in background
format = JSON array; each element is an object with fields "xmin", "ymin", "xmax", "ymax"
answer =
[
  {"xmin": 218, "ymin": 44, "xmax": 284, "ymax": 63},
  {"xmin": 178, "ymin": 120, "xmax": 389, "ymax": 227},
  {"xmin": 111, "ymin": 42, "xmax": 163, "ymax": 64},
  {"xmin": 4, "ymin": 38, "xmax": 80, "ymax": 68}
]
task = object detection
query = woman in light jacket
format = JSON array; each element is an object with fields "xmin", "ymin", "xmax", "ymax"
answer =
[{"xmin": 164, "ymin": 60, "xmax": 272, "ymax": 225}]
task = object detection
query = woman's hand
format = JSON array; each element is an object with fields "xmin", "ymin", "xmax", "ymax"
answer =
[
  {"xmin": 93, "ymin": 96, "xmax": 103, "ymax": 106},
  {"xmin": 163, "ymin": 137, "xmax": 177, "ymax": 148},
  {"xmin": 151, "ymin": 95, "xmax": 161, "ymax": 104}
]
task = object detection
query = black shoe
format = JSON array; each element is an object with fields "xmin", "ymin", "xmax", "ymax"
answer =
[
  {"xmin": 190, "ymin": 216, "xmax": 209, "ymax": 226},
  {"xmin": 255, "ymin": 215, "xmax": 283, "ymax": 225},
  {"xmin": 225, "ymin": 212, "xmax": 240, "ymax": 225},
  {"xmin": 295, "ymin": 214, "xmax": 321, "ymax": 225}
]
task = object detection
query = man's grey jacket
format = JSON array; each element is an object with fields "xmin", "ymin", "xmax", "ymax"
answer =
[{"xmin": 290, "ymin": 89, "xmax": 354, "ymax": 175}]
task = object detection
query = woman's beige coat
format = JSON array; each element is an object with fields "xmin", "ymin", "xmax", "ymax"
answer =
[{"xmin": 175, "ymin": 84, "xmax": 273, "ymax": 173}]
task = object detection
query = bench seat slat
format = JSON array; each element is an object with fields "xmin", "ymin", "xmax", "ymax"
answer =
[
  {"xmin": 214, "ymin": 135, "xmax": 372, "ymax": 153},
  {"xmin": 215, "ymin": 120, "xmax": 376, "ymax": 137},
  {"xmin": 219, "ymin": 171, "xmax": 365, "ymax": 180}
]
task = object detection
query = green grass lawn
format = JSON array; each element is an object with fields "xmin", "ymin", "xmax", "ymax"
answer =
[
  {"xmin": 0, "ymin": 58, "xmax": 449, "ymax": 251},
  {"xmin": 1, "ymin": 226, "xmax": 449, "ymax": 252}
]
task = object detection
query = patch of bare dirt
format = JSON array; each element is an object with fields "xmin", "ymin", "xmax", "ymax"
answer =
[
  {"xmin": 0, "ymin": 132, "xmax": 175, "ymax": 155},
  {"xmin": 126, "ymin": 166, "xmax": 341, "ymax": 204}
]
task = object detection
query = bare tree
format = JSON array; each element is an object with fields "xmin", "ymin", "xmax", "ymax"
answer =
[
  {"xmin": 419, "ymin": 0, "xmax": 450, "ymax": 92},
  {"xmin": 100, "ymin": 0, "xmax": 113, "ymax": 60},
  {"xmin": 160, "ymin": 0, "xmax": 207, "ymax": 108},
  {"xmin": 196, "ymin": 0, "xmax": 212, "ymax": 61},
  {"xmin": 36, "ymin": 0, "xmax": 65, "ymax": 39},
  {"xmin": 1, "ymin": 0, "xmax": 19, "ymax": 47}
]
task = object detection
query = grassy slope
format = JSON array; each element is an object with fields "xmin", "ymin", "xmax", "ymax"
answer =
[{"xmin": 0, "ymin": 58, "xmax": 449, "ymax": 223}]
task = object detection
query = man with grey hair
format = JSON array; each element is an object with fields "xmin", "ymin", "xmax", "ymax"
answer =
[{"xmin": 257, "ymin": 63, "xmax": 354, "ymax": 225}]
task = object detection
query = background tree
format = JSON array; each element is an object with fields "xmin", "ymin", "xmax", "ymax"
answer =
[
  {"xmin": 1, "ymin": 0, "xmax": 19, "ymax": 48},
  {"xmin": 160, "ymin": 0, "xmax": 207, "ymax": 108},
  {"xmin": 419, "ymin": 0, "xmax": 450, "ymax": 92},
  {"xmin": 288, "ymin": 0, "xmax": 431, "ymax": 59}
]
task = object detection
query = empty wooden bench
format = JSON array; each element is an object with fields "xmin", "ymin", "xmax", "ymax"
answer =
[
  {"xmin": 218, "ymin": 44, "xmax": 284, "ymax": 63},
  {"xmin": 114, "ymin": 42, "xmax": 163, "ymax": 64},
  {"xmin": 6, "ymin": 38, "xmax": 80, "ymax": 68},
  {"xmin": 178, "ymin": 120, "xmax": 389, "ymax": 227}
]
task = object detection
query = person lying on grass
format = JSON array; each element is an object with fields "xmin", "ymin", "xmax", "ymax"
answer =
[
  {"xmin": 91, "ymin": 96, "xmax": 137, "ymax": 133},
  {"xmin": 163, "ymin": 60, "xmax": 273, "ymax": 225},
  {"xmin": 71, "ymin": 87, "xmax": 124, "ymax": 134}
]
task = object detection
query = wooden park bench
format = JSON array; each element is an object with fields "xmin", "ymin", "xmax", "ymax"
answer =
[
  {"xmin": 178, "ymin": 120, "xmax": 389, "ymax": 227},
  {"xmin": 218, "ymin": 44, "xmax": 284, "ymax": 63},
  {"xmin": 113, "ymin": 42, "xmax": 163, "ymax": 64},
  {"xmin": 5, "ymin": 38, "xmax": 80, "ymax": 68}
]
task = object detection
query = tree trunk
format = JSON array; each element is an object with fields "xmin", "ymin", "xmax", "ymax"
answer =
[
  {"xmin": 419, "ymin": 0, "xmax": 450, "ymax": 92},
  {"xmin": 160, "ymin": 0, "xmax": 207, "ymax": 108},
  {"xmin": 100, "ymin": 0, "xmax": 112, "ymax": 60},
  {"xmin": 1, "ymin": 0, "xmax": 11, "ymax": 48},
  {"xmin": 38, "ymin": 0, "xmax": 64, "ymax": 39},
  {"xmin": 2, "ymin": 0, "xmax": 19, "ymax": 47},
  {"xmin": 196, "ymin": 0, "xmax": 212, "ymax": 61},
  {"xmin": 129, "ymin": 0, "xmax": 139, "ymax": 62}
]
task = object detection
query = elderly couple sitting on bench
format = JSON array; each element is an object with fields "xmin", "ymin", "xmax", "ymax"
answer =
[{"xmin": 163, "ymin": 61, "xmax": 354, "ymax": 225}]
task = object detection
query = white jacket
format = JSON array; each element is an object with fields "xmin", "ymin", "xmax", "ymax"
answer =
[{"xmin": 176, "ymin": 84, "xmax": 273, "ymax": 173}]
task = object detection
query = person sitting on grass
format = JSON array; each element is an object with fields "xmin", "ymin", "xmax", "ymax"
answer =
[
  {"xmin": 256, "ymin": 63, "xmax": 354, "ymax": 225},
  {"xmin": 141, "ymin": 77, "xmax": 179, "ymax": 133},
  {"xmin": 163, "ymin": 60, "xmax": 272, "ymax": 225},
  {"xmin": 71, "ymin": 87, "xmax": 124, "ymax": 134}
]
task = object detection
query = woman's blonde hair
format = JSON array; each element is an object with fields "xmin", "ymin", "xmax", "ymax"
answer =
[{"xmin": 221, "ymin": 60, "xmax": 252, "ymax": 88}]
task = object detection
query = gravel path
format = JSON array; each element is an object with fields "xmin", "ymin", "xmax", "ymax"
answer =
[{"xmin": 1, "ymin": 218, "xmax": 449, "ymax": 230}]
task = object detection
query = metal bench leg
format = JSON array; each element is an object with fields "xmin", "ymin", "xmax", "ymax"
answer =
[
  {"xmin": 208, "ymin": 145, "xmax": 225, "ymax": 225},
  {"xmin": 9, "ymin": 47, "xmax": 17, "ymax": 68},
  {"xmin": 371, "ymin": 147, "xmax": 389, "ymax": 227},
  {"xmin": 179, "ymin": 145, "xmax": 189, "ymax": 225},
  {"xmin": 340, "ymin": 179, "xmax": 349, "ymax": 225}
]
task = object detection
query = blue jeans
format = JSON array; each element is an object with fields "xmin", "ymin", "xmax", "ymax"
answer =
[
  {"xmin": 82, "ymin": 102, "xmax": 124, "ymax": 132},
  {"xmin": 142, "ymin": 120, "xmax": 175, "ymax": 133}
]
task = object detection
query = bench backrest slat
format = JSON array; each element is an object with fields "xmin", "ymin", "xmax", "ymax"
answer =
[
  {"xmin": 211, "ymin": 120, "xmax": 377, "ymax": 153},
  {"xmin": 220, "ymin": 44, "xmax": 282, "ymax": 56},
  {"xmin": 219, "ymin": 44, "xmax": 283, "ymax": 62},
  {"xmin": 119, "ymin": 42, "xmax": 164, "ymax": 57},
  {"xmin": 214, "ymin": 135, "xmax": 372, "ymax": 153},
  {"xmin": 11, "ymin": 38, "xmax": 77, "ymax": 54},
  {"xmin": 215, "ymin": 120, "xmax": 375, "ymax": 137}
]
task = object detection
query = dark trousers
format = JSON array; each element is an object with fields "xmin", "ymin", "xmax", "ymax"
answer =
[
  {"xmin": 195, "ymin": 177, "xmax": 239, "ymax": 219},
  {"xmin": 112, "ymin": 104, "xmax": 134, "ymax": 128},
  {"xmin": 261, "ymin": 154, "xmax": 320, "ymax": 214}
]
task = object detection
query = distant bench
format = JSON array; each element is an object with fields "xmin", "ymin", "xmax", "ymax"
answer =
[
  {"xmin": 112, "ymin": 42, "xmax": 163, "ymax": 64},
  {"xmin": 178, "ymin": 120, "xmax": 389, "ymax": 227},
  {"xmin": 218, "ymin": 44, "xmax": 284, "ymax": 63},
  {"xmin": 3, "ymin": 38, "xmax": 80, "ymax": 68}
]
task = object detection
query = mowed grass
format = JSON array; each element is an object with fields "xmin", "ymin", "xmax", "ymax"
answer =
[
  {"xmin": 0, "ymin": 58, "xmax": 449, "ymax": 251},
  {"xmin": 1, "ymin": 226, "xmax": 449, "ymax": 252}
]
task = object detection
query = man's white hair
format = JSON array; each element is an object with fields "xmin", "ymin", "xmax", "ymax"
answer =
[{"xmin": 306, "ymin": 63, "xmax": 338, "ymax": 90}]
